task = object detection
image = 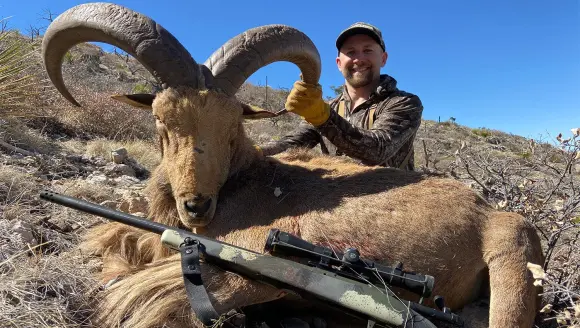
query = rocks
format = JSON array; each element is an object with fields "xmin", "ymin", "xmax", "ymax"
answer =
[
  {"xmin": 103, "ymin": 163, "xmax": 136, "ymax": 178},
  {"xmin": 86, "ymin": 171, "xmax": 143, "ymax": 188},
  {"xmin": 111, "ymin": 148, "xmax": 128, "ymax": 164},
  {"xmin": 99, "ymin": 200, "xmax": 118, "ymax": 209},
  {"xmin": 46, "ymin": 217, "xmax": 73, "ymax": 233},
  {"xmin": 491, "ymin": 144, "xmax": 508, "ymax": 152},
  {"xmin": 99, "ymin": 191, "xmax": 149, "ymax": 215},
  {"xmin": 113, "ymin": 175, "xmax": 142, "ymax": 187},
  {"xmin": 10, "ymin": 220, "xmax": 37, "ymax": 247},
  {"xmin": 86, "ymin": 173, "xmax": 109, "ymax": 185},
  {"xmin": 118, "ymin": 192, "xmax": 148, "ymax": 214},
  {"xmin": 110, "ymin": 148, "xmax": 149, "ymax": 178},
  {"xmin": 486, "ymin": 136, "xmax": 502, "ymax": 145},
  {"xmin": 0, "ymin": 220, "xmax": 38, "ymax": 266}
]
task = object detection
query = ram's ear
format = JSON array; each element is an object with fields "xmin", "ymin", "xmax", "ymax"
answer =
[
  {"xmin": 240, "ymin": 103, "xmax": 286, "ymax": 120},
  {"xmin": 111, "ymin": 94, "xmax": 155, "ymax": 109}
]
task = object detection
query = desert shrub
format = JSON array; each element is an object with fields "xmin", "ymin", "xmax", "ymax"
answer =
[
  {"xmin": 471, "ymin": 128, "xmax": 492, "ymax": 138},
  {"xmin": 45, "ymin": 84, "xmax": 156, "ymax": 141},
  {"xmin": 132, "ymin": 82, "xmax": 152, "ymax": 94},
  {"xmin": 520, "ymin": 151, "xmax": 532, "ymax": 159},
  {"xmin": 0, "ymin": 30, "xmax": 42, "ymax": 117},
  {"xmin": 63, "ymin": 51, "xmax": 74, "ymax": 64}
]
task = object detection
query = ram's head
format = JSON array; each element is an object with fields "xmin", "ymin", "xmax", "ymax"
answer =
[{"xmin": 42, "ymin": 2, "xmax": 321, "ymax": 227}]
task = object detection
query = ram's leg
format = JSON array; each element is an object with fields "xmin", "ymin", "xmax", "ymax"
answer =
[
  {"xmin": 92, "ymin": 253, "xmax": 285, "ymax": 328},
  {"xmin": 483, "ymin": 212, "xmax": 544, "ymax": 328}
]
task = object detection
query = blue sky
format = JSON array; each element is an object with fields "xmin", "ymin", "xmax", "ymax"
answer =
[{"xmin": 2, "ymin": 0, "xmax": 579, "ymax": 140}]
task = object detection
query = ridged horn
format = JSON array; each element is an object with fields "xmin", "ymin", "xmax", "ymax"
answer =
[
  {"xmin": 203, "ymin": 24, "xmax": 321, "ymax": 97},
  {"xmin": 42, "ymin": 2, "xmax": 201, "ymax": 107}
]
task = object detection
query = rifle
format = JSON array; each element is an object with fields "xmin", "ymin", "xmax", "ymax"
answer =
[{"xmin": 39, "ymin": 189, "xmax": 463, "ymax": 328}]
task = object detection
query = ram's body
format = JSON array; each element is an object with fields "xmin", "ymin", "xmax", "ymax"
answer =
[{"xmin": 42, "ymin": 3, "xmax": 544, "ymax": 328}]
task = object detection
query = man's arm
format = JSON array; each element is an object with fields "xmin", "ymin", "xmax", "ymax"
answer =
[
  {"xmin": 259, "ymin": 121, "xmax": 322, "ymax": 156},
  {"xmin": 317, "ymin": 94, "xmax": 423, "ymax": 166}
]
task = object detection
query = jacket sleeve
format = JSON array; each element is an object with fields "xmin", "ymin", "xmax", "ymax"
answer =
[
  {"xmin": 259, "ymin": 120, "xmax": 322, "ymax": 156},
  {"xmin": 316, "ymin": 94, "xmax": 423, "ymax": 165}
]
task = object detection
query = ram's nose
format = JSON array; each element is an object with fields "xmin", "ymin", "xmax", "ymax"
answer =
[{"xmin": 184, "ymin": 195, "xmax": 213, "ymax": 218}]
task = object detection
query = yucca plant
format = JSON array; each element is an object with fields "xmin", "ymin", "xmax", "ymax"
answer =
[{"xmin": 0, "ymin": 23, "xmax": 41, "ymax": 116}]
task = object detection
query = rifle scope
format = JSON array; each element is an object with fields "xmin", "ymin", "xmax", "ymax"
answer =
[{"xmin": 264, "ymin": 229, "xmax": 434, "ymax": 299}]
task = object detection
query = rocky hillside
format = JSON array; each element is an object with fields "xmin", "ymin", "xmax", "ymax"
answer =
[{"xmin": 1, "ymin": 30, "xmax": 578, "ymax": 328}]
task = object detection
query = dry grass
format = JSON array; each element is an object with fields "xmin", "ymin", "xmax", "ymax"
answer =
[
  {"xmin": 0, "ymin": 118, "xmax": 60, "ymax": 155},
  {"xmin": 55, "ymin": 179, "xmax": 117, "ymax": 205},
  {"xmin": 0, "ymin": 165, "xmax": 115, "ymax": 328},
  {"xmin": 0, "ymin": 249, "xmax": 101, "ymax": 328},
  {"xmin": 84, "ymin": 138, "xmax": 160, "ymax": 172},
  {"xmin": 45, "ymin": 84, "xmax": 156, "ymax": 141},
  {"xmin": 0, "ymin": 166, "xmax": 39, "ymax": 209},
  {"xmin": 56, "ymin": 137, "xmax": 160, "ymax": 172}
]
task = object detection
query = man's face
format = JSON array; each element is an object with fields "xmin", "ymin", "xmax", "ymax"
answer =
[{"xmin": 336, "ymin": 34, "xmax": 387, "ymax": 88}]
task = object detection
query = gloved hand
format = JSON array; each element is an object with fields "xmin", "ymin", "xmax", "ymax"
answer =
[
  {"xmin": 254, "ymin": 145, "xmax": 263, "ymax": 157},
  {"xmin": 285, "ymin": 80, "xmax": 330, "ymax": 126}
]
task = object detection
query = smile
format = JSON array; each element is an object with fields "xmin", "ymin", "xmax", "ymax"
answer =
[{"xmin": 351, "ymin": 66, "xmax": 369, "ymax": 73}]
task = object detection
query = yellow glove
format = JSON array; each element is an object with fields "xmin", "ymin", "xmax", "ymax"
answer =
[
  {"xmin": 285, "ymin": 80, "xmax": 330, "ymax": 126},
  {"xmin": 254, "ymin": 145, "xmax": 264, "ymax": 157}
]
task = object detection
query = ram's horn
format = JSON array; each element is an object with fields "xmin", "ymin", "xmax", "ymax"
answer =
[
  {"xmin": 42, "ymin": 2, "xmax": 201, "ymax": 106},
  {"xmin": 204, "ymin": 24, "xmax": 321, "ymax": 97}
]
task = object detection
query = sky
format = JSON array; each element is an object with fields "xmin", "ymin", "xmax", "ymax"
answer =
[{"xmin": 1, "ymin": 0, "xmax": 579, "ymax": 140}]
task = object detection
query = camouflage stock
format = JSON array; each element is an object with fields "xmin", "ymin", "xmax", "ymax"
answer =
[
  {"xmin": 161, "ymin": 229, "xmax": 429, "ymax": 327},
  {"xmin": 39, "ymin": 190, "xmax": 441, "ymax": 328}
]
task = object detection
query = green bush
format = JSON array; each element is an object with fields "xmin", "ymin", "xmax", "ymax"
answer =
[
  {"xmin": 132, "ymin": 83, "xmax": 152, "ymax": 94},
  {"xmin": 63, "ymin": 51, "xmax": 74, "ymax": 64},
  {"xmin": 519, "ymin": 151, "xmax": 532, "ymax": 159},
  {"xmin": 472, "ymin": 128, "xmax": 492, "ymax": 138}
]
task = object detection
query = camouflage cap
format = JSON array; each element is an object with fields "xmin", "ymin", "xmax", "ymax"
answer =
[{"xmin": 335, "ymin": 22, "xmax": 386, "ymax": 52}]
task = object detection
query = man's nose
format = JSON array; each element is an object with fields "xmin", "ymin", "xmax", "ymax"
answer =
[{"xmin": 352, "ymin": 54, "xmax": 367, "ymax": 63}]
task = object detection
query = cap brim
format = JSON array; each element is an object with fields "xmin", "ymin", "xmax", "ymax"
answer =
[{"xmin": 336, "ymin": 27, "xmax": 383, "ymax": 51}]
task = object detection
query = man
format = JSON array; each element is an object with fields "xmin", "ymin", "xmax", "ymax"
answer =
[{"xmin": 259, "ymin": 22, "xmax": 424, "ymax": 170}]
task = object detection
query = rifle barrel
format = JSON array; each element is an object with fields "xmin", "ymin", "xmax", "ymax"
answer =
[{"xmin": 39, "ymin": 189, "xmax": 170, "ymax": 234}]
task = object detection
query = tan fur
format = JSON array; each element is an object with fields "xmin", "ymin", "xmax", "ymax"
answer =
[{"xmin": 83, "ymin": 88, "xmax": 544, "ymax": 328}]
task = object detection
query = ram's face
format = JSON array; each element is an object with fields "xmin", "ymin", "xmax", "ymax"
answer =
[{"xmin": 150, "ymin": 88, "xmax": 242, "ymax": 227}]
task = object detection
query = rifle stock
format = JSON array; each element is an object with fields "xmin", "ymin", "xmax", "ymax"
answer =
[{"xmin": 40, "ymin": 189, "xmax": 461, "ymax": 328}]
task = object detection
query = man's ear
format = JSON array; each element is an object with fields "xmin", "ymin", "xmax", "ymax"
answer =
[
  {"xmin": 111, "ymin": 94, "xmax": 155, "ymax": 109},
  {"xmin": 240, "ymin": 103, "xmax": 286, "ymax": 120}
]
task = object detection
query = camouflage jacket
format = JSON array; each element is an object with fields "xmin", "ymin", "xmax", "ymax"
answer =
[{"xmin": 260, "ymin": 74, "xmax": 424, "ymax": 170}]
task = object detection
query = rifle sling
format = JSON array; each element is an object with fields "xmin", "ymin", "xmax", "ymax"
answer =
[{"xmin": 180, "ymin": 242, "xmax": 221, "ymax": 327}]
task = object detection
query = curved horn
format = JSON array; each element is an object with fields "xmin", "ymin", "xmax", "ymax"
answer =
[
  {"xmin": 203, "ymin": 25, "xmax": 321, "ymax": 97},
  {"xmin": 42, "ymin": 2, "xmax": 201, "ymax": 106}
]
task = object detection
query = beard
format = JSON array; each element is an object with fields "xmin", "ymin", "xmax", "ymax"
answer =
[{"xmin": 343, "ymin": 65, "xmax": 377, "ymax": 88}]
